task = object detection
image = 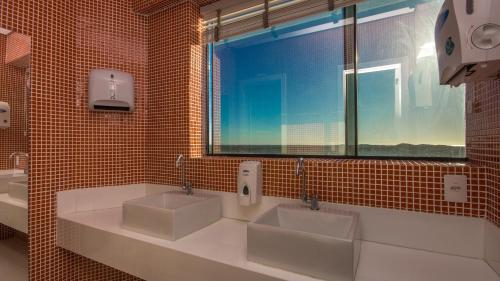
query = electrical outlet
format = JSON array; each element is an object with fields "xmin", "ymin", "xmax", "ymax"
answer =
[{"xmin": 444, "ymin": 175, "xmax": 468, "ymax": 203}]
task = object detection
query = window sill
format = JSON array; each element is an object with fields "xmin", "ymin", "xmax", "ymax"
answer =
[{"xmin": 202, "ymin": 153, "xmax": 468, "ymax": 164}]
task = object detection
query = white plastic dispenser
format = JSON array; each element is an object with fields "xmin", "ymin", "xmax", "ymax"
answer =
[
  {"xmin": 88, "ymin": 69, "xmax": 134, "ymax": 112},
  {"xmin": 435, "ymin": 0, "xmax": 500, "ymax": 86},
  {"xmin": 0, "ymin": 102, "xmax": 10, "ymax": 129},
  {"xmin": 237, "ymin": 161, "xmax": 262, "ymax": 206}
]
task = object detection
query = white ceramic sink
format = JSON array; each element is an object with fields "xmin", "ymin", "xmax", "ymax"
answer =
[
  {"xmin": 122, "ymin": 191, "xmax": 222, "ymax": 240},
  {"xmin": 247, "ymin": 204, "xmax": 360, "ymax": 281},
  {"xmin": 8, "ymin": 180, "xmax": 28, "ymax": 203},
  {"xmin": 0, "ymin": 170, "xmax": 27, "ymax": 193}
]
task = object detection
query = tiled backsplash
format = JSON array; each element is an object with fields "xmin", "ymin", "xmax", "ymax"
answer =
[
  {"xmin": 189, "ymin": 158, "xmax": 487, "ymax": 217},
  {"xmin": 0, "ymin": 0, "xmax": 498, "ymax": 281},
  {"xmin": 467, "ymin": 80, "xmax": 500, "ymax": 227},
  {"xmin": 146, "ymin": 1, "xmax": 488, "ymax": 218},
  {"xmin": 138, "ymin": 0, "xmax": 500, "ymax": 230}
]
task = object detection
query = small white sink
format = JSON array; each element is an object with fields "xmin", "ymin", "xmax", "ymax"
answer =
[
  {"xmin": 122, "ymin": 191, "xmax": 222, "ymax": 240},
  {"xmin": 8, "ymin": 180, "xmax": 28, "ymax": 203},
  {"xmin": 0, "ymin": 171, "xmax": 27, "ymax": 193},
  {"xmin": 247, "ymin": 204, "xmax": 360, "ymax": 281}
]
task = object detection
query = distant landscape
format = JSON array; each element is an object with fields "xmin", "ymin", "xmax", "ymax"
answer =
[{"xmin": 214, "ymin": 143, "xmax": 465, "ymax": 158}]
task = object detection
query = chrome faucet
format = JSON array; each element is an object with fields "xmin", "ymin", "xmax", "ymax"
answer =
[
  {"xmin": 9, "ymin": 152, "xmax": 29, "ymax": 175},
  {"xmin": 295, "ymin": 158, "xmax": 319, "ymax": 210},
  {"xmin": 176, "ymin": 154, "xmax": 193, "ymax": 195},
  {"xmin": 295, "ymin": 158, "xmax": 307, "ymax": 203}
]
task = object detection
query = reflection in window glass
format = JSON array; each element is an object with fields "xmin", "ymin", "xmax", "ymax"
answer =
[
  {"xmin": 355, "ymin": 0, "xmax": 465, "ymax": 158},
  {"xmin": 207, "ymin": 0, "xmax": 466, "ymax": 158}
]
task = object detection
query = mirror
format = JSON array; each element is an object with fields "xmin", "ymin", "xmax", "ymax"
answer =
[{"xmin": 0, "ymin": 27, "xmax": 30, "ymax": 281}]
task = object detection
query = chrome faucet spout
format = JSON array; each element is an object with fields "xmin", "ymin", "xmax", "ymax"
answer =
[
  {"xmin": 176, "ymin": 154, "xmax": 185, "ymax": 187},
  {"xmin": 175, "ymin": 154, "xmax": 193, "ymax": 195},
  {"xmin": 295, "ymin": 157, "xmax": 304, "ymax": 176},
  {"xmin": 295, "ymin": 158, "xmax": 319, "ymax": 210},
  {"xmin": 295, "ymin": 158, "xmax": 308, "ymax": 203},
  {"xmin": 8, "ymin": 152, "xmax": 29, "ymax": 174},
  {"xmin": 175, "ymin": 154, "xmax": 184, "ymax": 169}
]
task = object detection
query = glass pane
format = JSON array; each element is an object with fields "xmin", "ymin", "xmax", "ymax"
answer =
[
  {"xmin": 209, "ymin": 10, "xmax": 348, "ymax": 156},
  {"xmin": 358, "ymin": 68, "xmax": 399, "ymax": 143},
  {"xmin": 355, "ymin": 0, "xmax": 466, "ymax": 158}
]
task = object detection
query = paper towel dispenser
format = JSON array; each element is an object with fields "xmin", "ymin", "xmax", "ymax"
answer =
[
  {"xmin": 435, "ymin": 0, "xmax": 500, "ymax": 86},
  {"xmin": 0, "ymin": 102, "xmax": 10, "ymax": 129},
  {"xmin": 88, "ymin": 69, "xmax": 134, "ymax": 112}
]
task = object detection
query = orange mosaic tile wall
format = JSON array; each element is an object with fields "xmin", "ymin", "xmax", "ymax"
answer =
[
  {"xmin": 467, "ymin": 80, "xmax": 500, "ymax": 227},
  {"xmin": 133, "ymin": 0, "xmax": 176, "ymax": 14},
  {"xmin": 146, "ymin": 1, "xmax": 488, "ymax": 219},
  {"xmin": 133, "ymin": 0, "xmax": 215, "ymax": 14},
  {"xmin": 138, "ymin": 0, "xmax": 500, "ymax": 233},
  {"xmin": 1, "ymin": 0, "xmax": 144, "ymax": 280},
  {"xmin": 0, "ymin": 0, "xmax": 496, "ymax": 281},
  {"xmin": 5, "ymin": 32, "xmax": 31, "ymax": 67},
  {"xmin": 0, "ymin": 33, "xmax": 28, "ymax": 170}
]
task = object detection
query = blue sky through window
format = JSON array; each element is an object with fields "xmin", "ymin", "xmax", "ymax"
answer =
[{"xmin": 208, "ymin": 0, "xmax": 465, "ymax": 157}]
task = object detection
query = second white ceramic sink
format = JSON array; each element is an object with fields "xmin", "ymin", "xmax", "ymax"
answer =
[
  {"xmin": 8, "ymin": 180, "xmax": 28, "ymax": 203},
  {"xmin": 122, "ymin": 191, "xmax": 222, "ymax": 240},
  {"xmin": 247, "ymin": 204, "xmax": 360, "ymax": 281}
]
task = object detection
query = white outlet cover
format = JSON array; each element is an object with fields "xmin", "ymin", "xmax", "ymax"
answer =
[{"xmin": 444, "ymin": 175, "xmax": 468, "ymax": 203}]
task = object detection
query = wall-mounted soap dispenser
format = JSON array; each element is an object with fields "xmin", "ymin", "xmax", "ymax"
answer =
[
  {"xmin": 88, "ymin": 69, "xmax": 134, "ymax": 112},
  {"xmin": 237, "ymin": 161, "xmax": 262, "ymax": 206},
  {"xmin": 0, "ymin": 102, "xmax": 10, "ymax": 129}
]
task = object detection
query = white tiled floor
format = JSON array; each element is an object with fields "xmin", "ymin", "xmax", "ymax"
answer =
[{"xmin": 0, "ymin": 238, "xmax": 28, "ymax": 281}]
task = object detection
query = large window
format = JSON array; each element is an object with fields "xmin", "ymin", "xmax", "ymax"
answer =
[{"xmin": 206, "ymin": 0, "xmax": 466, "ymax": 159}]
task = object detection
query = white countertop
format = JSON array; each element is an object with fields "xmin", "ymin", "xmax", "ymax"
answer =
[
  {"xmin": 58, "ymin": 207, "xmax": 500, "ymax": 281},
  {"xmin": 356, "ymin": 243, "xmax": 499, "ymax": 281},
  {"xmin": 60, "ymin": 207, "xmax": 320, "ymax": 281},
  {"xmin": 0, "ymin": 169, "xmax": 24, "ymax": 177}
]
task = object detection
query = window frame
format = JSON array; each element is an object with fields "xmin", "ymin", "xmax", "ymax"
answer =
[
  {"xmin": 204, "ymin": 5, "xmax": 467, "ymax": 161},
  {"xmin": 343, "ymin": 63, "xmax": 403, "ymax": 118}
]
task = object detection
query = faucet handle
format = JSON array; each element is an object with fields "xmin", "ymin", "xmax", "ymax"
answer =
[
  {"xmin": 310, "ymin": 194, "xmax": 320, "ymax": 211},
  {"xmin": 184, "ymin": 182, "xmax": 194, "ymax": 195}
]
